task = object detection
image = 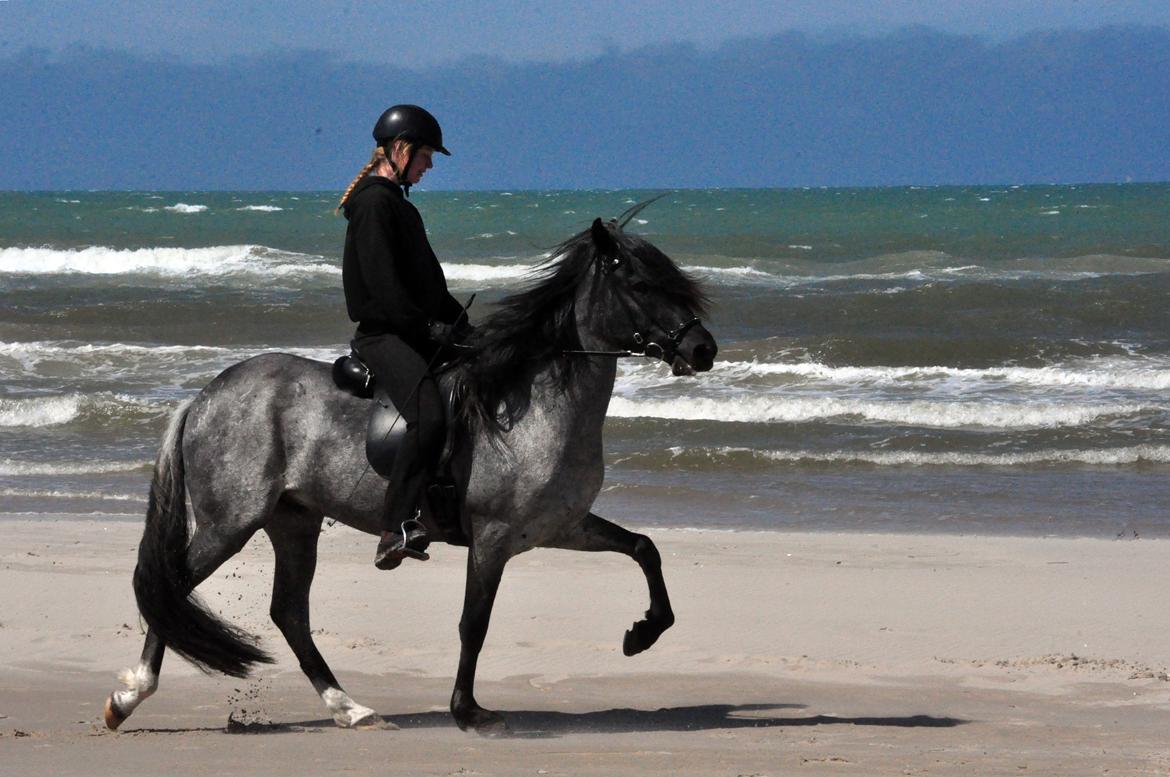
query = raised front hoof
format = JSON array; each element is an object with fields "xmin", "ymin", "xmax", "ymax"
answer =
[
  {"xmin": 622, "ymin": 614, "xmax": 673, "ymax": 657},
  {"xmin": 103, "ymin": 695, "xmax": 128, "ymax": 730},
  {"xmin": 453, "ymin": 705, "xmax": 509, "ymax": 737}
]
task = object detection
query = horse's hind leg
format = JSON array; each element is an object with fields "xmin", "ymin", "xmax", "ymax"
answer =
[
  {"xmin": 105, "ymin": 505, "xmax": 272, "ymax": 730},
  {"xmin": 548, "ymin": 512, "xmax": 675, "ymax": 656},
  {"xmin": 264, "ymin": 505, "xmax": 385, "ymax": 729},
  {"xmin": 104, "ymin": 629, "xmax": 165, "ymax": 729}
]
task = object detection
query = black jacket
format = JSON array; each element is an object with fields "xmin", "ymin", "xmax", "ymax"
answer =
[{"xmin": 342, "ymin": 176, "xmax": 463, "ymax": 345}]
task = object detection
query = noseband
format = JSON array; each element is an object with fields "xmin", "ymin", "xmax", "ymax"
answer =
[{"xmin": 629, "ymin": 314, "xmax": 703, "ymax": 360}]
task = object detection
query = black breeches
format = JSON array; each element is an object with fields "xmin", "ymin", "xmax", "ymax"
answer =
[{"xmin": 353, "ymin": 333, "xmax": 444, "ymax": 532}]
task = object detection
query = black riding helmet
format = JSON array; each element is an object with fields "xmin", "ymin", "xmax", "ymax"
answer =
[
  {"xmin": 372, "ymin": 105, "xmax": 449, "ymax": 195},
  {"xmin": 373, "ymin": 104, "xmax": 450, "ymax": 154}
]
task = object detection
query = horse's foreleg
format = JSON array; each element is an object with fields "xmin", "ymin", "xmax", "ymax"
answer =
[
  {"xmin": 104, "ymin": 629, "xmax": 165, "ymax": 729},
  {"xmin": 550, "ymin": 512, "xmax": 675, "ymax": 656},
  {"xmin": 264, "ymin": 511, "xmax": 387, "ymax": 730},
  {"xmin": 450, "ymin": 543, "xmax": 509, "ymax": 736}
]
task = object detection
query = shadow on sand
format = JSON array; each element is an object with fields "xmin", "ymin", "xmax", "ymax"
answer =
[
  {"xmin": 232, "ymin": 703, "xmax": 966, "ymax": 738},
  {"xmin": 124, "ymin": 703, "xmax": 965, "ymax": 738},
  {"xmin": 393, "ymin": 704, "xmax": 964, "ymax": 738}
]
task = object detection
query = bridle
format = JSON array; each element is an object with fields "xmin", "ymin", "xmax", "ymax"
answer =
[{"xmin": 561, "ymin": 250, "xmax": 703, "ymax": 362}]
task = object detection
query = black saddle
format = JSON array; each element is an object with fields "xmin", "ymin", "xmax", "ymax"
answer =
[{"xmin": 332, "ymin": 349, "xmax": 467, "ymax": 546}]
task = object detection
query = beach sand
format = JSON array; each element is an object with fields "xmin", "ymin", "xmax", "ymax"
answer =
[{"xmin": 2, "ymin": 516, "xmax": 1168, "ymax": 775}]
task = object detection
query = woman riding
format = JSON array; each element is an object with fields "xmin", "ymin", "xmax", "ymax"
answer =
[{"xmin": 337, "ymin": 104, "xmax": 469, "ymax": 570}]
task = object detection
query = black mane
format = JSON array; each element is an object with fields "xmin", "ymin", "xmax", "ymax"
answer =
[{"xmin": 455, "ymin": 205, "xmax": 707, "ymax": 434}]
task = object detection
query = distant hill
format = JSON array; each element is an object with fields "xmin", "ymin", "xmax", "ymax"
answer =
[{"xmin": 3, "ymin": 26, "xmax": 1168, "ymax": 190}]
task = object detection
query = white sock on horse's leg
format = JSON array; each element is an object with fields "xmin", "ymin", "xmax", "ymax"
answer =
[{"xmin": 106, "ymin": 662, "xmax": 159, "ymax": 728}]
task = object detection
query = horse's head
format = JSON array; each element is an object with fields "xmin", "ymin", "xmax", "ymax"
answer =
[{"xmin": 578, "ymin": 217, "xmax": 717, "ymax": 375}]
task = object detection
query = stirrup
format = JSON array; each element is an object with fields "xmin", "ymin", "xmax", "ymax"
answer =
[{"xmin": 374, "ymin": 518, "xmax": 430, "ymax": 570}]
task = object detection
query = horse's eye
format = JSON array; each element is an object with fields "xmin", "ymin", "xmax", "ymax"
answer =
[{"xmin": 631, "ymin": 280, "xmax": 649, "ymax": 294}]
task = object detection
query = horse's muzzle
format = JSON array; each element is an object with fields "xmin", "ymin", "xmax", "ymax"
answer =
[{"xmin": 671, "ymin": 324, "xmax": 717, "ymax": 375}]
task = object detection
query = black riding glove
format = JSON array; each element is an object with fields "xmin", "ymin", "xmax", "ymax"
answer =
[{"xmin": 427, "ymin": 320, "xmax": 454, "ymax": 345}]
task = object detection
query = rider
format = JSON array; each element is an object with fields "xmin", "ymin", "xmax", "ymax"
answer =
[{"xmin": 337, "ymin": 104, "xmax": 468, "ymax": 570}]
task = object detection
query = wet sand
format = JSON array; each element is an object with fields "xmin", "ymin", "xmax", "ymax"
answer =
[{"xmin": 2, "ymin": 517, "xmax": 1168, "ymax": 775}]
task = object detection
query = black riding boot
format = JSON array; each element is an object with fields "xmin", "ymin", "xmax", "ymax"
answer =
[
  {"xmin": 374, "ymin": 515, "xmax": 431, "ymax": 570},
  {"xmin": 353, "ymin": 333, "xmax": 446, "ymax": 571}
]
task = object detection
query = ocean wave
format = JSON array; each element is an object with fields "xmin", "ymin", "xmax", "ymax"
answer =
[
  {"xmin": 0, "ymin": 340, "xmax": 339, "ymax": 363},
  {"xmin": 688, "ymin": 266, "xmax": 785, "ymax": 283},
  {"xmin": 0, "ymin": 393, "xmax": 167, "ymax": 428},
  {"xmin": 606, "ymin": 395, "xmax": 1145, "ymax": 429},
  {"xmin": 441, "ymin": 262, "xmax": 535, "ymax": 283},
  {"xmin": 705, "ymin": 358, "xmax": 1170, "ymax": 392},
  {"xmin": 0, "ymin": 395, "xmax": 84, "ymax": 427},
  {"xmin": 464, "ymin": 231, "xmax": 519, "ymax": 240},
  {"xmin": 164, "ymin": 203, "xmax": 208, "ymax": 214},
  {"xmin": 0, "ymin": 340, "xmax": 238, "ymax": 360},
  {"xmin": 682, "ymin": 249, "xmax": 1170, "ymax": 288},
  {"xmin": 0, "ymin": 487, "xmax": 145, "ymax": 502},
  {"xmin": 0, "ymin": 458, "xmax": 150, "ymax": 476},
  {"xmin": 236, "ymin": 205, "xmax": 283, "ymax": 212},
  {"xmin": 0, "ymin": 244, "xmax": 336, "ymax": 277},
  {"xmin": 654, "ymin": 445, "xmax": 1170, "ymax": 469}
]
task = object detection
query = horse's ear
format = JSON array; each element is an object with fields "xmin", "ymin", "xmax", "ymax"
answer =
[{"xmin": 590, "ymin": 217, "xmax": 619, "ymax": 255}]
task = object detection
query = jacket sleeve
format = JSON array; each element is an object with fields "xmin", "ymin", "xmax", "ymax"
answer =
[{"xmin": 348, "ymin": 194, "xmax": 430, "ymax": 339}]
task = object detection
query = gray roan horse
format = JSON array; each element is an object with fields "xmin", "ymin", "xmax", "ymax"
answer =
[{"xmin": 104, "ymin": 211, "xmax": 717, "ymax": 735}]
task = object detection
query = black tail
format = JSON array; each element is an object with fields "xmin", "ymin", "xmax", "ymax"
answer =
[{"xmin": 132, "ymin": 401, "xmax": 273, "ymax": 677}]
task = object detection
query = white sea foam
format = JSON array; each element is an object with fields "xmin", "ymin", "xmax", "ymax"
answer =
[
  {"xmin": 687, "ymin": 266, "xmax": 785, "ymax": 283},
  {"xmin": 0, "ymin": 341, "xmax": 345, "ymax": 389},
  {"xmin": 0, "ymin": 487, "xmax": 144, "ymax": 502},
  {"xmin": 0, "ymin": 339, "xmax": 346, "ymax": 376},
  {"xmin": 236, "ymin": 205, "xmax": 283, "ymax": 212},
  {"xmin": 704, "ymin": 359, "xmax": 1170, "ymax": 392},
  {"xmin": 441, "ymin": 262, "xmax": 536, "ymax": 283},
  {"xmin": 0, "ymin": 340, "xmax": 228, "ymax": 357},
  {"xmin": 0, "ymin": 340, "xmax": 338, "ymax": 361},
  {"xmin": 165, "ymin": 203, "xmax": 208, "ymax": 213},
  {"xmin": 0, "ymin": 244, "xmax": 336, "ymax": 277},
  {"xmin": 0, "ymin": 458, "xmax": 149, "ymax": 476},
  {"xmin": 465, "ymin": 231, "xmax": 518, "ymax": 240},
  {"xmin": 0, "ymin": 393, "xmax": 163, "ymax": 428},
  {"xmin": 0, "ymin": 395, "xmax": 84, "ymax": 427},
  {"xmin": 667, "ymin": 445, "xmax": 1170, "ymax": 468},
  {"xmin": 607, "ymin": 395, "xmax": 1143, "ymax": 429}
]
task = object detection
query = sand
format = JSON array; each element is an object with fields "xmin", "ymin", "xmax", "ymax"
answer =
[{"xmin": 1, "ymin": 515, "xmax": 1168, "ymax": 776}]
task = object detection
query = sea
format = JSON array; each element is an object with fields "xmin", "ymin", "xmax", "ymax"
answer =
[{"xmin": 2, "ymin": 184, "xmax": 1169, "ymax": 537}]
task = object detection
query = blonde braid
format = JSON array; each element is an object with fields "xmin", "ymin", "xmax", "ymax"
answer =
[{"xmin": 336, "ymin": 146, "xmax": 387, "ymax": 213}]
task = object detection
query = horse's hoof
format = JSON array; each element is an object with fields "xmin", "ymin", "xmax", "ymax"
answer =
[
  {"xmin": 103, "ymin": 695, "xmax": 127, "ymax": 730},
  {"xmin": 472, "ymin": 711, "xmax": 509, "ymax": 738},
  {"xmin": 333, "ymin": 704, "xmax": 392, "ymax": 730},
  {"xmin": 622, "ymin": 618, "xmax": 668, "ymax": 656},
  {"xmin": 352, "ymin": 712, "xmax": 396, "ymax": 731},
  {"xmin": 455, "ymin": 707, "xmax": 509, "ymax": 737}
]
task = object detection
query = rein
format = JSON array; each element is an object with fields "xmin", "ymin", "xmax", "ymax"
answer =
[{"xmin": 559, "ymin": 315, "xmax": 702, "ymax": 359}]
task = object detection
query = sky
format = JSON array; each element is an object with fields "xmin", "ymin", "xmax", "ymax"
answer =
[
  {"xmin": 4, "ymin": 1, "xmax": 1170, "ymax": 66},
  {"xmin": 2, "ymin": 2, "xmax": 1169, "ymax": 189}
]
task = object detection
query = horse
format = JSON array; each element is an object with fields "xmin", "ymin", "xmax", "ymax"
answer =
[{"xmin": 104, "ymin": 211, "xmax": 717, "ymax": 735}]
